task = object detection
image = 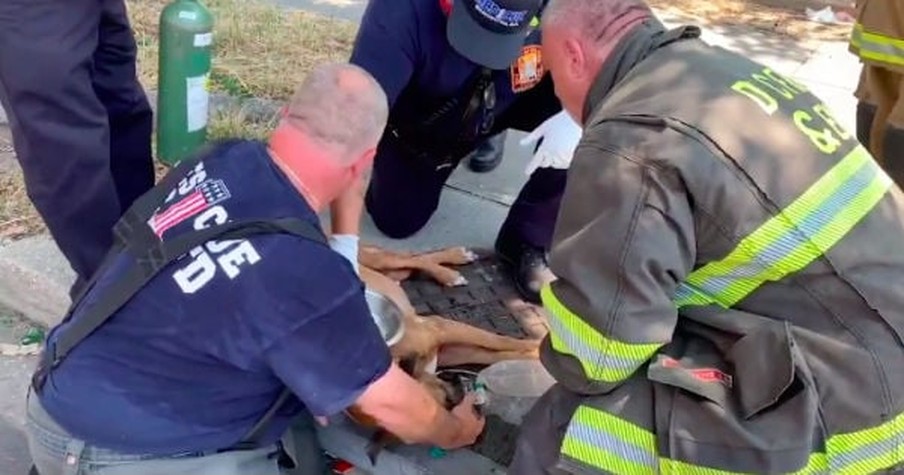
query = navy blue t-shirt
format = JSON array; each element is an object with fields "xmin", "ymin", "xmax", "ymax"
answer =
[
  {"xmin": 350, "ymin": 0, "xmax": 545, "ymax": 129},
  {"xmin": 39, "ymin": 141, "xmax": 392, "ymax": 455}
]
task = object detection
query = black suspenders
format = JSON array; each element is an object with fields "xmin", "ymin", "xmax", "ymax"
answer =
[{"xmin": 32, "ymin": 142, "xmax": 328, "ymax": 451}]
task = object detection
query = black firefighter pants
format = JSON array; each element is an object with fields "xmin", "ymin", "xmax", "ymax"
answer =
[
  {"xmin": 0, "ymin": 0, "xmax": 155, "ymax": 289},
  {"xmin": 366, "ymin": 75, "xmax": 566, "ymax": 251}
]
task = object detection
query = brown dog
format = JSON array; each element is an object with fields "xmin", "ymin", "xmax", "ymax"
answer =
[{"xmin": 347, "ymin": 244, "xmax": 543, "ymax": 458}]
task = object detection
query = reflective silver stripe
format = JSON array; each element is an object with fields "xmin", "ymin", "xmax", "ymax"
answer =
[
  {"xmin": 851, "ymin": 25, "xmax": 904, "ymax": 65},
  {"xmin": 830, "ymin": 435, "xmax": 904, "ymax": 473},
  {"xmin": 546, "ymin": 311, "xmax": 638, "ymax": 372},
  {"xmin": 566, "ymin": 420, "xmax": 658, "ymax": 470}
]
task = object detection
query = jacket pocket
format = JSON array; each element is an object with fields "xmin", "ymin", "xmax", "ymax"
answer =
[{"xmin": 649, "ymin": 322, "xmax": 823, "ymax": 474}]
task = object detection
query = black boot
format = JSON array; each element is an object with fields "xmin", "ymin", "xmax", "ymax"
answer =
[
  {"xmin": 467, "ymin": 133, "xmax": 506, "ymax": 173},
  {"xmin": 495, "ymin": 233, "xmax": 553, "ymax": 304},
  {"xmin": 857, "ymin": 101, "xmax": 878, "ymax": 151}
]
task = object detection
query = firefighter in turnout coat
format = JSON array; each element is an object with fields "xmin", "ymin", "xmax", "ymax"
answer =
[
  {"xmin": 850, "ymin": 0, "xmax": 904, "ymax": 187},
  {"xmin": 508, "ymin": 1, "xmax": 904, "ymax": 474}
]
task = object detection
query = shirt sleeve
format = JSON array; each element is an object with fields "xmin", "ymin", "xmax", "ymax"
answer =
[
  {"xmin": 257, "ymin": 245, "xmax": 391, "ymax": 417},
  {"xmin": 349, "ymin": 0, "xmax": 418, "ymax": 107},
  {"xmin": 540, "ymin": 134, "xmax": 696, "ymax": 396}
]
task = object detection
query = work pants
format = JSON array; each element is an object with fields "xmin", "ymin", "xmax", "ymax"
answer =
[
  {"xmin": 0, "ymin": 0, "xmax": 155, "ymax": 290},
  {"xmin": 367, "ymin": 73, "xmax": 566, "ymax": 251},
  {"xmin": 365, "ymin": 136, "xmax": 567, "ymax": 250},
  {"xmin": 26, "ymin": 391, "xmax": 330, "ymax": 475},
  {"xmin": 855, "ymin": 63, "xmax": 904, "ymax": 188}
]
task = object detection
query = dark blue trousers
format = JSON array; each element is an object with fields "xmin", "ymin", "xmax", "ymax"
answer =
[
  {"xmin": 366, "ymin": 75, "xmax": 565, "ymax": 250},
  {"xmin": 0, "ymin": 0, "xmax": 155, "ymax": 289}
]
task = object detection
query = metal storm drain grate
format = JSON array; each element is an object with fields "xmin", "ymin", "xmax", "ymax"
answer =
[{"xmin": 401, "ymin": 253, "xmax": 549, "ymax": 466}]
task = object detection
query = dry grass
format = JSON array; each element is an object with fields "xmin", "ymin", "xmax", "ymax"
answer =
[
  {"xmin": 127, "ymin": 0, "xmax": 358, "ymax": 100},
  {"xmin": 649, "ymin": 0, "xmax": 854, "ymax": 42},
  {"xmin": 0, "ymin": 169, "xmax": 44, "ymax": 238},
  {"xmin": 2, "ymin": 0, "xmax": 350, "ymax": 239}
]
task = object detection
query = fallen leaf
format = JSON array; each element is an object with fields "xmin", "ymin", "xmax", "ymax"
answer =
[{"xmin": 0, "ymin": 223, "xmax": 28, "ymax": 239}]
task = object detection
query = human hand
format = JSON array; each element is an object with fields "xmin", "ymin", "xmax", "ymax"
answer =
[
  {"xmin": 520, "ymin": 110, "xmax": 583, "ymax": 176},
  {"xmin": 443, "ymin": 393, "xmax": 486, "ymax": 449}
]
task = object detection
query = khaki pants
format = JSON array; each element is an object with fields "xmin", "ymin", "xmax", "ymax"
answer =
[{"xmin": 855, "ymin": 63, "xmax": 904, "ymax": 186}]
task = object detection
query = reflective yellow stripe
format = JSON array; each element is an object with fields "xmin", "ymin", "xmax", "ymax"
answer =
[
  {"xmin": 850, "ymin": 23, "xmax": 904, "ymax": 67},
  {"xmin": 826, "ymin": 412, "xmax": 904, "ymax": 474},
  {"xmin": 561, "ymin": 405, "xmax": 658, "ymax": 475},
  {"xmin": 675, "ymin": 146, "xmax": 892, "ymax": 309},
  {"xmin": 564, "ymin": 404, "xmax": 904, "ymax": 474},
  {"xmin": 542, "ymin": 285, "xmax": 662, "ymax": 383}
]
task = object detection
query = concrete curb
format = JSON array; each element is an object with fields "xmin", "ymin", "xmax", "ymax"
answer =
[
  {"xmin": 0, "ymin": 92, "xmax": 281, "ymax": 330},
  {"xmin": 0, "ymin": 236, "xmax": 73, "ymax": 329}
]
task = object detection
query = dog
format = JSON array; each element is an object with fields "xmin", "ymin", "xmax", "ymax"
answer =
[{"xmin": 346, "ymin": 244, "xmax": 544, "ymax": 460}]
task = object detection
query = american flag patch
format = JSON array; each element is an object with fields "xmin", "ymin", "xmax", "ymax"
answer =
[{"xmin": 148, "ymin": 179, "xmax": 231, "ymax": 238}]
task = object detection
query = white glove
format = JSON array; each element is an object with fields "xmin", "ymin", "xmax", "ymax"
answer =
[
  {"xmin": 329, "ymin": 234, "xmax": 360, "ymax": 275},
  {"xmin": 520, "ymin": 110, "xmax": 583, "ymax": 176}
]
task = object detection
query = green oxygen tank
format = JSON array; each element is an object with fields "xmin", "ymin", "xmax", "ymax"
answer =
[{"xmin": 156, "ymin": 0, "xmax": 214, "ymax": 166}]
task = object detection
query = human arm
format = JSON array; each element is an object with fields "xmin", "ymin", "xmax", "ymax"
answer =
[
  {"xmin": 349, "ymin": 0, "xmax": 418, "ymax": 108},
  {"xmin": 354, "ymin": 364, "xmax": 485, "ymax": 449},
  {"xmin": 540, "ymin": 127, "xmax": 696, "ymax": 396},
  {"xmin": 328, "ymin": 170, "xmax": 368, "ymax": 274},
  {"xmin": 261, "ymin": 255, "xmax": 483, "ymax": 448}
]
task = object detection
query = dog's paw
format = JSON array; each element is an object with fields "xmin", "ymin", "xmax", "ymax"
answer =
[
  {"xmin": 435, "ymin": 246, "xmax": 479, "ymax": 265},
  {"xmin": 447, "ymin": 274, "xmax": 469, "ymax": 287}
]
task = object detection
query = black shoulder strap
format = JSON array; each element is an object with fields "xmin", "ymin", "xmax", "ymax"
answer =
[{"xmin": 49, "ymin": 217, "xmax": 326, "ymax": 366}]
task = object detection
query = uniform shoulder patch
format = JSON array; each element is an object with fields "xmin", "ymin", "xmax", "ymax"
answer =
[{"xmin": 511, "ymin": 45, "xmax": 544, "ymax": 93}]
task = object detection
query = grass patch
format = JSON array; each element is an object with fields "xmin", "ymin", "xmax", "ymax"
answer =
[
  {"xmin": 128, "ymin": 0, "xmax": 358, "ymax": 100},
  {"xmin": 2, "ymin": 0, "xmax": 355, "ymax": 240}
]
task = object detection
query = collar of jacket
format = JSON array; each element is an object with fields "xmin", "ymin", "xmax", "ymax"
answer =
[{"xmin": 581, "ymin": 22, "xmax": 702, "ymax": 124}]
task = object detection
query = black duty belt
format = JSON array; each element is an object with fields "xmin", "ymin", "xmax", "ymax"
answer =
[
  {"xmin": 388, "ymin": 67, "xmax": 496, "ymax": 170},
  {"xmin": 31, "ymin": 140, "xmax": 328, "ymax": 452}
]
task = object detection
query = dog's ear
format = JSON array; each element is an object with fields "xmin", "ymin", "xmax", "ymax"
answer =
[{"xmin": 398, "ymin": 356, "xmax": 418, "ymax": 376}]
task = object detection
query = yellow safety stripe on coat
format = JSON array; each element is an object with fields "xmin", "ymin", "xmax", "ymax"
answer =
[
  {"xmin": 564, "ymin": 404, "xmax": 904, "ymax": 474},
  {"xmin": 541, "ymin": 285, "xmax": 662, "ymax": 383},
  {"xmin": 825, "ymin": 411, "xmax": 904, "ymax": 474},
  {"xmin": 674, "ymin": 146, "xmax": 892, "ymax": 309},
  {"xmin": 850, "ymin": 23, "xmax": 904, "ymax": 67}
]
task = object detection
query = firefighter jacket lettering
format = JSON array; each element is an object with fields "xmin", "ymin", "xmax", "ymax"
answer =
[{"xmin": 540, "ymin": 24, "xmax": 904, "ymax": 475}]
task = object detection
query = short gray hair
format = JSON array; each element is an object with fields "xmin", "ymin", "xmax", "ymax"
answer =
[
  {"xmin": 542, "ymin": 0, "xmax": 651, "ymax": 44},
  {"xmin": 285, "ymin": 63, "xmax": 389, "ymax": 160}
]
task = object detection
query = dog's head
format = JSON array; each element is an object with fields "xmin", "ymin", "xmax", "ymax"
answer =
[{"xmin": 357, "ymin": 356, "xmax": 471, "ymax": 464}]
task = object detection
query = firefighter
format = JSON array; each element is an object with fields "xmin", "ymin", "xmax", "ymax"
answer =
[
  {"xmin": 348, "ymin": 0, "xmax": 566, "ymax": 303},
  {"xmin": 510, "ymin": 0, "xmax": 904, "ymax": 473},
  {"xmin": 0, "ymin": 0, "xmax": 155, "ymax": 296},
  {"xmin": 25, "ymin": 64, "xmax": 484, "ymax": 475},
  {"xmin": 851, "ymin": 0, "xmax": 904, "ymax": 188}
]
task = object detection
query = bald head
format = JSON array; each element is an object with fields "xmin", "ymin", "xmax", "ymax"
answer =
[
  {"xmin": 540, "ymin": 0, "xmax": 652, "ymax": 122},
  {"xmin": 283, "ymin": 63, "xmax": 389, "ymax": 161},
  {"xmin": 542, "ymin": 0, "xmax": 651, "ymax": 46}
]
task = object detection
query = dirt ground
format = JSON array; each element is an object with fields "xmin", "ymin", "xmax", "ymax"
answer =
[{"xmin": 650, "ymin": 0, "xmax": 855, "ymax": 42}]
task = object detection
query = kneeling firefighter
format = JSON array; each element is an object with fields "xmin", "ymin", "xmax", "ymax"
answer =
[{"xmin": 509, "ymin": 1, "xmax": 904, "ymax": 474}]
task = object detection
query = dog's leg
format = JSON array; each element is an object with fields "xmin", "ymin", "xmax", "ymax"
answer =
[
  {"xmin": 359, "ymin": 245, "xmax": 474, "ymax": 286},
  {"xmin": 414, "ymin": 247, "xmax": 478, "ymax": 266},
  {"xmin": 438, "ymin": 344, "xmax": 539, "ymax": 367},
  {"xmin": 425, "ymin": 316, "xmax": 541, "ymax": 353}
]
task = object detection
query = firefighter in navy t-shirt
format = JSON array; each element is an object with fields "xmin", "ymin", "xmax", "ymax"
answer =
[
  {"xmin": 349, "ymin": 0, "xmax": 566, "ymax": 303},
  {"xmin": 25, "ymin": 64, "xmax": 485, "ymax": 475}
]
